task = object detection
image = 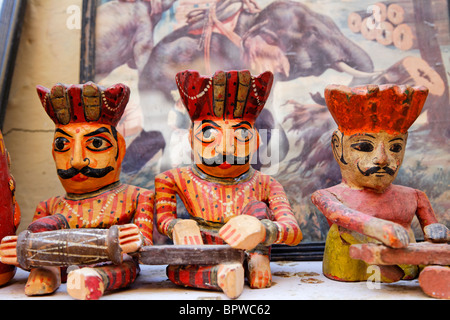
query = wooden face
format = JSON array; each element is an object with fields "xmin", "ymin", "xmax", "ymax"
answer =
[
  {"xmin": 332, "ymin": 130, "xmax": 407, "ymax": 192},
  {"xmin": 190, "ymin": 119, "xmax": 259, "ymax": 178},
  {"xmin": 52, "ymin": 123, "xmax": 125, "ymax": 194}
]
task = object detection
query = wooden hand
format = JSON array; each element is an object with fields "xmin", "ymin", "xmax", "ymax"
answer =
[
  {"xmin": 376, "ymin": 220, "xmax": 410, "ymax": 248},
  {"xmin": 117, "ymin": 224, "xmax": 144, "ymax": 253},
  {"xmin": 219, "ymin": 215, "xmax": 266, "ymax": 250},
  {"xmin": 424, "ymin": 223, "xmax": 449, "ymax": 243},
  {"xmin": 0, "ymin": 235, "xmax": 19, "ymax": 266},
  {"xmin": 172, "ymin": 220, "xmax": 203, "ymax": 245}
]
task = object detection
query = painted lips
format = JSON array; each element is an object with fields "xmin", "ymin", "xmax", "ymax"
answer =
[
  {"xmin": 218, "ymin": 162, "xmax": 232, "ymax": 169},
  {"xmin": 71, "ymin": 173, "xmax": 89, "ymax": 182}
]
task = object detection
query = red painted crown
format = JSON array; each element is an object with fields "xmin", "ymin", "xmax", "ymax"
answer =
[
  {"xmin": 175, "ymin": 69, "xmax": 274, "ymax": 123},
  {"xmin": 36, "ymin": 82, "xmax": 130, "ymax": 127},
  {"xmin": 324, "ymin": 84, "xmax": 429, "ymax": 135}
]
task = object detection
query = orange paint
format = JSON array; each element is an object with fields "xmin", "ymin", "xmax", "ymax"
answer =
[
  {"xmin": 156, "ymin": 70, "xmax": 302, "ymax": 296},
  {"xmin": 312, "ymin": 83, "xmax": 447, "ymax": 283},
  {"xmin": 325, "ymin": 84, "xmax": 428, "ymax": 135}
]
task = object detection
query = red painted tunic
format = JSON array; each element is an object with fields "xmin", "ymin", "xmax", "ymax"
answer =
[
  {"xmin": 312, "ymin": 183, "xmax": 440, "ymax": 281},
  {"xmin": 156, "ymin": 167, "xmax": 302, "ymax": 246},
  {"xmin": 32, "ymin": 183, "xmax": 154, "ymax": 245},
  {"xmin": 312, "ymin": 183, "xmax": 438, "ymax": 233}
]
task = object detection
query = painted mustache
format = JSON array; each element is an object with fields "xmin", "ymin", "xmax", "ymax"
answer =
[
  {"xmin": 357, "ymin": 164, "xmax": 396, "ymax": 176},
  {"xmin": 200, "ymin": 154, "xmax": 250, "ymax": 167},
  {"xmin": 57, "ymin": 166, "xmax": 115, "ymax": 179}
]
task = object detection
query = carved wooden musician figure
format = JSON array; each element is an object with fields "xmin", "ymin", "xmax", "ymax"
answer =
[
  {"xmin": 155, "ymin": 69, "xmax": 302, "ymax": 299},
  {"xmin": 312, "ymin": 84, "xmax": 449, "ymax": 283},
  {"xmin": 0, "ymin": 82, "xmax": 154, "ymax": 299}
]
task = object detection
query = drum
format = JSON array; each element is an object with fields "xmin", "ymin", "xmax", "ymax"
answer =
[{"xmin": 16, "ymin": 226, "xmax": 122, "ymax": 269}]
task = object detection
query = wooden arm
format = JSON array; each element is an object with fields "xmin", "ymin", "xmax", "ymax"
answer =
[{"xmin": 311, "ymin": 189, "xmax": 409, "ymax": 248}]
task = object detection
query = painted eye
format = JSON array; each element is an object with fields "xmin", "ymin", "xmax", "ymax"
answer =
[
  {"xmin": 86, "ymin": 137, "xmax": 112, "ymax": 151},
  {"xmin": 54, "ymin": 137, "xmax": 70, "ymax": 152},
  {"xmin": 234, "ymin": 128, "xmax": 253, "ymax": 142},
  {"xmin": 196, "ymin": 126, "xmax": 219, "ymax": 143},
  {"xmin": 390, "ymin": 143, "xmax": 403, "ymax": 153},
  {"xmin": 351, "ymin": 142, "xmax": 374, "ymax": 152}
]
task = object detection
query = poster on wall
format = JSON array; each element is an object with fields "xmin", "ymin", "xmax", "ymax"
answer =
[
  {"xmin": 0, "ymin": 0, "xmax": 26, "ymax": 128},
  {"xmin": 82, "ymin": 0, "xmax": 450, "ymax": 248}
]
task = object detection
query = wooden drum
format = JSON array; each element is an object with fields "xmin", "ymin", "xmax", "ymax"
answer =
[{"xmin": 16, "ymin": 226, "xmax": 123, "ymax": 269}]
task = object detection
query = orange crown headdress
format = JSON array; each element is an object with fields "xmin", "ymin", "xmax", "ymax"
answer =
[
  {"xmin": 175, "ymin": 69, "xmax": 274, "ymax": 123},
  {"xmin": 324, "ymin": 84, "xmax": 429, "ymax": 135},
  {"xmin": 36, "ymin": 82, "xmax": 130, "ymax": 127}
]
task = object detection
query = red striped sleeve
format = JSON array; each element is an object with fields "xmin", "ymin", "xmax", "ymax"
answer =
[
  {"xmin": 133, "ymin": 188, "xmax": 155, "ymax": 245},
  {"xmin": 265, "ymin": 175, "xmax": 303, "ymax": 246},
  {"xmin": 155, "ymin": 170, "xmax": 179, "ymax": 236}
]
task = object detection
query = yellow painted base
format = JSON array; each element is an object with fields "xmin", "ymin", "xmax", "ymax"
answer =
[
  {"xmin": 323, "ymin": 224, "xmax": 418, "ymax": 282},
  {"xmin": 323, "ymin": 224, "xmax": 369, "ymax": 281}
]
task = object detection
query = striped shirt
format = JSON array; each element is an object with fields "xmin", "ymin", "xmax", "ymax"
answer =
[{"xmin": 32, "ymin": 183, "xmax": 154, "ymax": 244}]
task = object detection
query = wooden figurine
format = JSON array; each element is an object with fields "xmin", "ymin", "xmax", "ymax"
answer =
[
  {"xmin": 0, "ymin": 82, "xmax": 154, "ymax": 299},
  {"xmin": 0, "ymin": 130, "xmax": 20, "ymax": 286},
  {"xmin": 311, "ymin": 84, "xmax": 449, "ymax": 284},
  {"xmin": 155, "ymin": 70, "xmax": 303, "ymax": 299}
]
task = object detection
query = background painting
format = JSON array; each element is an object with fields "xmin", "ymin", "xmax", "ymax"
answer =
[{"xmin": 89, "ymin": 0, "xmax": 450, "ymax": 245}]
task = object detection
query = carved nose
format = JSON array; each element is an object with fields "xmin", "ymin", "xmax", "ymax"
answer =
[
  {"xmin": 372, "ymin": 144, "xmax": 388, "ymax": 167},
  {"xmin": 71, "ymin": 157, "xmax": 90, "ymax": 169},
  {"xmin": 217, "ymin": 130, "xmax": 235, "ymax": 155},
  {"xmin": 71, "ymin": 146, "xmax": 90, "ymax": 169}
]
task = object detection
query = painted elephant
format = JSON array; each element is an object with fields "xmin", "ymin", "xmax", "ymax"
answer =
[
  {"xmin": 139, "ymin": 0, "xmax": 374, "ymax": 98},
  {"xmin": 95, "ymin": 0, "xmax": 176, "ymax": 79},
  {"xmin": 131, "ymin": 0, "xmax": 375, "ymax": 173},
  {"xmin": 240, "ymin": 0, "xmax": 375, "ymax": 80}
]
